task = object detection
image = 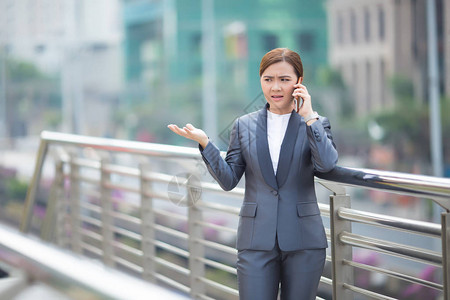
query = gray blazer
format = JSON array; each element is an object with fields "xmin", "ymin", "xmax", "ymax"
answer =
[{"xmin": 199, "ymin": 103, "xmax": 338, "ymax": 251}]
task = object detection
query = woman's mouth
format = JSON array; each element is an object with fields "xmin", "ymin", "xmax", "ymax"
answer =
[{"xmin": 271, "ymin": 95, "xmax": 283, "ymax": 101}]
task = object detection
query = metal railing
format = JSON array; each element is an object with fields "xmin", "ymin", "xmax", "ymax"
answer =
[
  {"xmin": 0, "ymin": 223, "xmax": 189, "ymax": 299},
  {"xmin": 18, "ymin": 131, "xmax": 450, "ymax": 300}
]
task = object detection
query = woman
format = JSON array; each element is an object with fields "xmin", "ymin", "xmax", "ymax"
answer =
[{"xmin": 168, "ymin": 48, "xmax": 338, "ymax": 300}]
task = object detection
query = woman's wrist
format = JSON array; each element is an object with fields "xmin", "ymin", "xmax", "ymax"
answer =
[
  {"xmin": 304, "ymin": 111, "xmax": 319, "ymax": 125},
  {"xmin": 306, "ymin": 119, "xmax": 318, "ymax": 126},
  {"xmin": 199, "ymin": 137, "xmax": 209, "ymax": 149}
]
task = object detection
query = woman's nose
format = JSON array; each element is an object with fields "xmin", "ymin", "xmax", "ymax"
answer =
[{"xmin": 271, "ymin": 82, "xmax": 281, "ymax": 91}]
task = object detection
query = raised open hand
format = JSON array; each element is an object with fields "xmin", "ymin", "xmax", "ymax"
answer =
[
  {"xmin": 167, "ymin": 123, "xmax": 209, "ymax": 148},
  {"xmin": 292, "ymin": 82, "xmax": 313, "ymax": 118}
]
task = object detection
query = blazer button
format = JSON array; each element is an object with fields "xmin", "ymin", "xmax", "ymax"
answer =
[{"xmin": 271, "ymin": 190, "xmax": 278, "ymax": 196}]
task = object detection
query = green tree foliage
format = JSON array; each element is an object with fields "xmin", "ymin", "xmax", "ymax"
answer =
[
  {"xmin": 441, "ymin": 96, "xmax": 450, "ymax": 174},
  {"xmin": 3, "ymin": 56, "xmax": 61, "ymax": 136},
  {"xmin": 370, "ymin": 75, "xmax": 449, "ymax": 172},
  {"xmin": 7, "ymin": 59, "xmax": 44, "ymax": 82},
  {"xmin": 316, "ymin": 66, "xmax": 354, "ymax": 120},
  {"xmin": 5, "ymin": 178, "xmax": 28, "ymax": 202}
]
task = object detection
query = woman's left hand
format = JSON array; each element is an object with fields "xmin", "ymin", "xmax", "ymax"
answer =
[{"xmin": 292, "ymin": 83, "xmax": 314, "ymax": 118}]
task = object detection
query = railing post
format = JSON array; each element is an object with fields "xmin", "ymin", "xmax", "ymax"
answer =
[
  {"xmin": 69, "ymin": 154, "xmax": 82, "ymax": 254},
  {"xmin": 100, "ymin": 158, "xmax": 115, "ymax": 267},
  {"xmin": 56, "ymin": 161, "xmax": 69, "ymax": 249},
  {"xmin": 329, "ymin": 187, "xmax": 354, "ymax": 300},
  {"xmin": 20, "ymin": 138, "xmax": 48, "ymax": 233},
  {"xmin": 187, "ymin": 173, "xmax": 205, "ymax": 299},
  {"xmin": 442, "ymin": 211, "xmax": 450, "ymax": 300},
  {"xmin": 140, "ymin": 164, "xmax": 156, "ymax": 282},
  {"xmin": 41, "ymin": 160, "xmax": 64, "ymax": 242}
]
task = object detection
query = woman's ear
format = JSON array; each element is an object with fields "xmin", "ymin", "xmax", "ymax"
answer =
[{"xmin": 298, "ymin": 77, "xmax": 303, "ymax": 84}]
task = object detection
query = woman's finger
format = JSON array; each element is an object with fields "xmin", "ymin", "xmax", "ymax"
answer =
[
  {"xmin": 168, "ymin": 124, "xmax": 182, "ymax": 133},
  {"xmin": 168, "ymin": 124, "xmax": 188, "ymax": 137},
  {"xmin": 167, "ymin": 124, "xmax": 178, "ymax": 132}
]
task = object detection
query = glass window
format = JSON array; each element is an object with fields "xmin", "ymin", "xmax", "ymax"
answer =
[
  {"xmin": 364, "ymin": 9, "xmax": 371, "ymax": 42},
  {"xmin": 378, "ymin": 6, "xmax": 385, "ymax": 41},
  {"xmin": 298, "ymin": 31, "xmax": 315, "ymax": 52},
  {"xmin": 380, "ymin": 58, "xmax": 386, "ymax": 104},
  {"xmin": 366, "ymin": 61, "xmax": 371, "ymax": 110},
  {"xmin": 352, "ymin": 62, "xmax": 358, "ymax": 101},
  {"xmin": 262, "ymin": 33, "xmax": 278, "ymax": 52},
  {"xmin": 34, "ymin": 44, "xmax": 46, "ymax": 54},
  {"xmin": 351, "ymin": 10, "xmax": 357, "ymax": 44},
  {"xmin": 191, "ymin": 32, "xmax": 201, "ymax": 55},
  {"xmin": 337, "ymin": 13, "xmax": 344, "ymax": 45}
]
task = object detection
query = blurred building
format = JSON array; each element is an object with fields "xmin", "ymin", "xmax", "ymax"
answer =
[
  {"xmin": 0, "ymin": 0, "xmax": 65, "ymax": 73},
  {"xmin": 445, "ymin": 0, "xmax": 450, "ymax": 97},
  {"xmin": 327, "ymin": 0, "xmax": 447, "ymax": 115},
  {"xmin": 0, "ymin": 0, "xmax": 123, "ymax": 136},
  {"xmin": 122, "ymin": 0, "xmax": 329, "ymax": 102}
]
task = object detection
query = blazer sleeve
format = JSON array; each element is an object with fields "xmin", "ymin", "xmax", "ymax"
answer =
[
  {"xmin": 198, "ymin": 118, "xmax": 246, "ymax": 191},
  {"xmin": 307, "ymin": 116, "xmax": 338, "ymax": 173}
]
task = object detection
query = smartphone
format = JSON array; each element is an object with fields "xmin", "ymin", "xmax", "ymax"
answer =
[{"xmin": 294, "ymin": 78, "xmax": 303, "ymax": 113}]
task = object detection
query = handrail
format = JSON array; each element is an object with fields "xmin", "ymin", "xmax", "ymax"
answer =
[
  {"xmin": 0, "ymin": 224, "xmax": 188, "ymax": 300},
  {"xmin": 21, "ymin": 131, "xmax": 450, "ymax": 232},
  {"xmin": 316, "ymin": 167, "xmax": 450, "ymax": 210},
  {"xmin": 337, "ymin": 207, "xmax": 442, "ymax": 238},
  {"xmin": 42, "ymin": 130, "xmax": 201, "ymax": 158}
]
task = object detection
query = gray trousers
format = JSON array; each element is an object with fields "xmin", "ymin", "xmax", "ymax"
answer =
[{"xmin": 237, "ymin": 238, "xmax": 325, "ymax": 300}]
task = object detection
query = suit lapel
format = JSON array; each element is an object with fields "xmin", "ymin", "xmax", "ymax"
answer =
[
  {"xmin": 256, "ymin": 103, "xmax": 278, "ymax": 190},
  {"xmin": 276, "ymin": 111, "xmax": 301, "ymax": 188}
]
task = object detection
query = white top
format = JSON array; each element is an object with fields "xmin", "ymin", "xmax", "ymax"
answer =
[{"xmin": 267, "ymin": 109, "xmax": 291, "ymax": 174}]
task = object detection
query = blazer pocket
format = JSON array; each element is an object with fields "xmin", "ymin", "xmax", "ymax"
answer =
[
  {"xmin": 239, "ymin": 203, "xmax": 257, "ymax": 217},
  {"xmin": 297, "ymin": 202, "xmax": 320, "ymax": 217}
]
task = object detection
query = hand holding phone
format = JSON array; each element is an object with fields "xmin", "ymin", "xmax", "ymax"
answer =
[{"xmin": 294, "ymin": 77, "xmax": 303, "ymax": 113}]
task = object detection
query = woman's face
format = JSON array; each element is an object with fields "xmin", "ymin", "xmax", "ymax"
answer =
[{"xmin": 260, "ymin": 61, "xmax": 301, "ymax": 115}]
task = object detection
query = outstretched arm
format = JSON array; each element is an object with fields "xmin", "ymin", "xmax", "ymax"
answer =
[
  {"xmin": 167, "ymin": 120, "xmax": 245, "ymax": 191},
  {"xmin": 198, "ymin": 118, "xmax": 245, "ymax": 191}
]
